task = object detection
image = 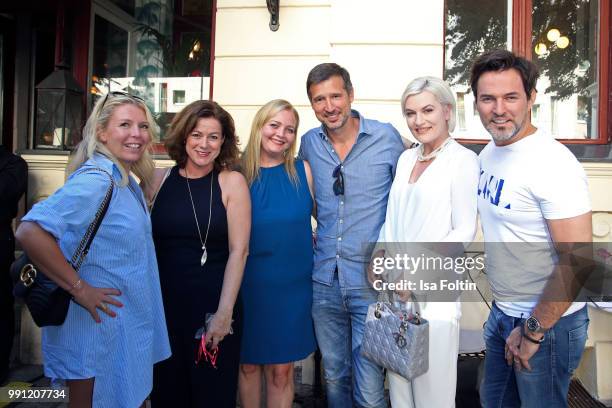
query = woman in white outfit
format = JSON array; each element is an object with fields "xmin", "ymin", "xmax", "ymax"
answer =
[{"xmin": 375, "ymin": 77, "xmax": 479, "ymax": 407}]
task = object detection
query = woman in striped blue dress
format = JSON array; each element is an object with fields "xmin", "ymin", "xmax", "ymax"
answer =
[{"xmin": 16, "ymin": 93, "xmax": 171, "ymax": 408}]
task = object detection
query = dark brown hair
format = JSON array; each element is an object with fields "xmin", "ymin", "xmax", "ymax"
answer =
[
  {"xmin": 306, "ymin": 63, "xmax": 353, "ymax": 101},
  {"xmin": 469, "ymin": 49, "xmax": 540, "ymax": 99},
  {"xmin": 165, "ymin": 100, "xmax": 239, "ymax": 171}
]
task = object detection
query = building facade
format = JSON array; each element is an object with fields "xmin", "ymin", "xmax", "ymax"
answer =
[{"xmin": 1, "ymin": 0, "xmax": 611, "ymax": 402}]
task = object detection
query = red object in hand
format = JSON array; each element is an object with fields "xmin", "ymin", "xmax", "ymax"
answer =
[{"xmin": 195, "ymin": 333, "xmax": 218, "ymax": 369}]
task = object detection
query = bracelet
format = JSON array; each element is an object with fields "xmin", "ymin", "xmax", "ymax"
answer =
[
  {"xmin": 69, "ymin": 278, "xmax": 82, "ymax": 292},
  {"xmin": 521, "ymin": 325, "xmax": 545, "ymax": 344}
]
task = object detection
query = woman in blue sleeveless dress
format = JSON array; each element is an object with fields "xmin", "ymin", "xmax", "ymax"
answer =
[{"xmin": 238, "ymin": 99, "xmax": 316, "ymax": 408}]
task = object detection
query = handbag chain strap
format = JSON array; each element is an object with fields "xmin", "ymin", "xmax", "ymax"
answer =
[{"xmin": 69, "ymin": 168, "xmax": 115, "ymax": 272}]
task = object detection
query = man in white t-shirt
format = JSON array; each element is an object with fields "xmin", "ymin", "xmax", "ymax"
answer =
[{"xmin": 472, "ymin": 49, "xmax": 592, "ymax": 407}]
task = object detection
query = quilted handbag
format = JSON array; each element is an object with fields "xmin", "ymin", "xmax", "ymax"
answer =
[
  {"xmin": 11, "ymin": 168, "xmax": 114, "ymax": 327},
  {"xmin": 361, "ymin": 297, "xmax": 429, "ymax": 380}
]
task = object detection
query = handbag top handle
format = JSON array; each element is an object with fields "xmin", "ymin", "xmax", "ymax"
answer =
[{"xmin": 376, "ymin": 289, "xmax": 423, "ymax": 317}]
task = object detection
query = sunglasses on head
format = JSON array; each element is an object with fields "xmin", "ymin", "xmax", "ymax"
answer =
[
  {"xmin": 100, "ymin": 91, "xmax": 145, "ymax": 109},
  {"xmin": 333, "ymin": 164, "xmax": 344, "ymax": 196}
]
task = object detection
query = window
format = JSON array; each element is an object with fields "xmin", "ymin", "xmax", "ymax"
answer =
[
  {"xmin": 172, "ymin": 89, "xmax": 185, "ymax": 104},
  {"xmin": 445, "ymin": 0, "xmax": 610, "ymax": 143},
  {"xmin": 456, "ymin": 92, "xmax": 467, "ymax": 131},
  {"xmin": 90, "ymin": 0, "xmax": 214, "ymax": 150},
  {"xmin": 160, "ymin": 82, "xmax": 168, "ymax": 112},
  {"xmin": 532, "ymin": 103, "xmax": 540, "ymax": 124}
]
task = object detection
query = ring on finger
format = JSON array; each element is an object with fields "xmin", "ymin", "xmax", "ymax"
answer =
[{"xmin": 99, "ymin": 303, "xmax": 108, "ymax": 312}]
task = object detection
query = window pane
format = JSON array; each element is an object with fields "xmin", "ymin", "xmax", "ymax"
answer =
[
  {"xmin": 445, "ymin": 0, "xmax": 509, "ymax": 139},
  {"xmin": 93, "ymin": 15, "xmax": 128, "ymax": 81},
  {"xmin": 91, "ymin": 0, "xmax": 213, "ymax": 144},
  {"xmin": 532, "ymin": 0, "xmax": 599, "ymax": 139},
  {"xmin": 108, "ymin": 0, "xmax": 136, "ymax": 16},
  {"xmin": 36, "ymin": 91, "xmax": 66, "ymax": 148},
  {"xmin": 173, "ymin": 89, "xmax": 185, "ymax": 104}
]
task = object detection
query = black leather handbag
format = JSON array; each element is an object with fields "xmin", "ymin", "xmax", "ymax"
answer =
[{"xmin": 11, "ymin": 169, "xmax": 114, "ymax": 327}]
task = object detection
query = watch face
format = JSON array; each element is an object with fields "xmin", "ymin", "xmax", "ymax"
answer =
[{"xmin": 527, "ymin": 316, "xmax": 540, "ymax": 332}]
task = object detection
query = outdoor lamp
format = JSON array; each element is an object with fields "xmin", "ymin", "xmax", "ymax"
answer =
[
  {"xmin": 556, "ymin": 36, "xmax": 570, "ymax": 49},
  {"xmin": 547, "ymin": 28, "xmax": 561, "ymax": 42},
  {"xmin": 534, "ymin": 43, "xmax": 548, "ymax": 56},
  {"xmin": 267, "ymin": 0, "xmax": 279, "ymax": 31},
  {"xmin": 35, "ymin": 64, "xmax": 84, "ymax": 149}
]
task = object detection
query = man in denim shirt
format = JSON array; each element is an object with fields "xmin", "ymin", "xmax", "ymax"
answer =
[{"xmin": 299, "ymin": 63, "xmax": 405, "ymax": 408}]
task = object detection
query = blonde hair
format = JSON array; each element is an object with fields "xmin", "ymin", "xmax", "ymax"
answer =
[
  {"xmin": 401, "ymin": 76, "xmax": 457, "ymax": 132},
  {"xmin": 242, "ymin": 99, "xmax": 300, "ymax": 186},
  {"xmin": 67, "ymin": 94, "xmax": 157, "ymax": 190}
]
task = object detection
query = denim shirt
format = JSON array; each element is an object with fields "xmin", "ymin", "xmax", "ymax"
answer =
[{"xmin": 299, "ymin": 110, "xmax": 405, "ymax": 289}]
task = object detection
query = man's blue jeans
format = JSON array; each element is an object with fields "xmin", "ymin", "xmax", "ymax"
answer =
[
  {"xmin": 480, "ymin": 303, "xmax": 589, "ymax": 408},
  {"xmin": 312, "ymin": 278, "xmax": 387, "ymax": 408}
]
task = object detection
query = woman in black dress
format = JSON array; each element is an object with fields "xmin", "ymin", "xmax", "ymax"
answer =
[{"xmin": 147, "ymin": 100, "xmax": 251, "ymax": 407}]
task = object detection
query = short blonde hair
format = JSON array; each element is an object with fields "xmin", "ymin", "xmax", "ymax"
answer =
[
  {"xmin": 67, "ymin": 93, "xmax": 156, "ymax": 189},
  {"xmin": 241, "ymin": 99, "xmax": 300, "ymax": 186},
  {"xmin": 400, "ymin": 76, "xmax": 457, "ymax": 132}
]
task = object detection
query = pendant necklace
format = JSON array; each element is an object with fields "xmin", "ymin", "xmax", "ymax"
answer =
[
  {"xmin": 185, "ymin": 167, "xmax": 213, "ymax": 266},
  {"xmin": 417, "ymin": 137, "xmax": 452, "ymax": 162}
]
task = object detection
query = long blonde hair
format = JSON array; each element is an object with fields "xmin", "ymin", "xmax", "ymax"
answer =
[
  {"xmin": 67, "ymin": 94, "xmax": 157, "ymax": 190},
  {"xmin": 242, "ymin": 99, "xmax": 300, "ymax": 186}
]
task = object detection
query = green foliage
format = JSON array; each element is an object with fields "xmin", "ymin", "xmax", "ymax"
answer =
[
  {"xmin": 444, "ymin": 0, "xmax": 507, "ymax": 86},
  {"xmin": 133, "ymin": 0, "xmax": 210, "ymax": 81},
  {"xmin": 531, "ymin": 0, "xmax": 596, "ymax": 100},
  {"xmin": 445, "ymin": 0, "xmax": 597, "ymax": 103}
]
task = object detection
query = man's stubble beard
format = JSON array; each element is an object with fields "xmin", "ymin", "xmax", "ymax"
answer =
[
  {"xmin": 324, "ymin": 111, "xmax": 351, "ymax": 132},
  {"xmin": 486, "ymin": 115, "xmax": 526, "ymax": 143}
]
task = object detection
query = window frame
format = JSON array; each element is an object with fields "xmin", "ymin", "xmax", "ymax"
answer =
[
  {"xmin": 446, "ymin": 0, "xmax": 611, "ymax": 145},
  {"xmin": 88, "ymin": 0, "xmax": 138, "ymax": 112},
  {"xmin": 85, "ymin": 0, "xmax": 218, "ymax": 155}
]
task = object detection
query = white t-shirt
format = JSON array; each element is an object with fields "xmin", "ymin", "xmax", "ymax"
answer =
[{"xmin": 477, "ymin": 130, "xmax": 591, "ymax": 317}]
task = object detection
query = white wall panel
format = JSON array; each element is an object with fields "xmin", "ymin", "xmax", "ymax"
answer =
[
  {"xmin": 331, "ymin": 44, "xmax": 443, "ymax": 101},
  {"xmin": 330, "ymin": 0, "xmax": 444, "ymax": 45},
  {"xmin": 214, "ymin": 57, "xmax": 329, "ymax": 106},
  {"xmin": 215, "ymin": 7, "xmax": 331, "ymax": 57}
]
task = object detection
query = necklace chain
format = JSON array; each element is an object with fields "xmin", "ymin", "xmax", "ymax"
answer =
[
  {"xmin": 417, "ymin": 137, "xmax": 452, "ymax": 162},
  {"xmin": 185, "ymin": 167, "xmax": 213, "ymax": 265}
]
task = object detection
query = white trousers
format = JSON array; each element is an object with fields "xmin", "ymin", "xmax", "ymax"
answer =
[{"xmin": 388, "ymin": 302, "xmax": 460, "ymax": 408}]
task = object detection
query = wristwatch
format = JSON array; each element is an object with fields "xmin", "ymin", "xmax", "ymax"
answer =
[
  {"xmin": 521, "ymin": 324, "xmax": 545, "ymax": 344},
  {"xmin": 525, "ymin": 315, "xmax": 548, "ymax": 334}
]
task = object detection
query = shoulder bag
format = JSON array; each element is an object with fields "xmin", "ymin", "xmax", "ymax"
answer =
[{"xmin": 10, "ymin": 168, "xmax": 114, "ymax": 327}]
